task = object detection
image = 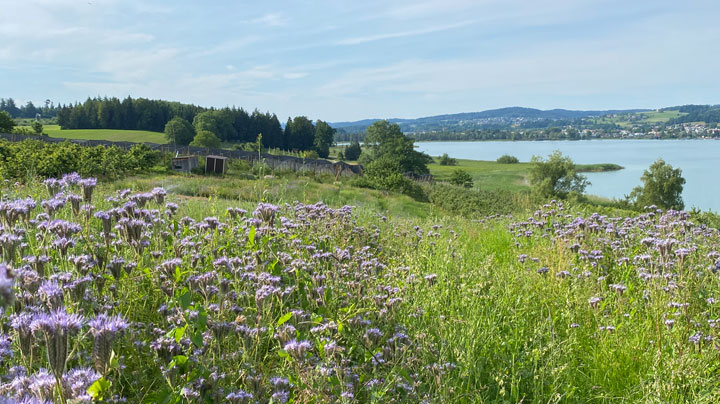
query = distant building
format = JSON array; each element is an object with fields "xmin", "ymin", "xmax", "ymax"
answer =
[
  {"xmin": 205, "ymin": 155, "xmax": 229, "ymax": 174},
  {"xmin": 171, "ymin": 156, "xmax": 198, "ymax": 173}
]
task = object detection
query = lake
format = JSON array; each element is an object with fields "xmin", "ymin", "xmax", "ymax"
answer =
[{"xmin": 416, "ymin": 139, "xmax": 720, "ymax": 212}]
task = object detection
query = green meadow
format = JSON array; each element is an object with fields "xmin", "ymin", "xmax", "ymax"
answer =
[
  {"xmin": 42, "ymin": 124, "xmax": 168, "ymax": 143},
  {"xmin": 428, "ymin": 158, "xmax": 622, "ymax": 192}
]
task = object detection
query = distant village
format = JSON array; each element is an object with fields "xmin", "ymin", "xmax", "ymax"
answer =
[{"xmin": 576, "ymin": 123, "xmax": 720, "ymax": 140}]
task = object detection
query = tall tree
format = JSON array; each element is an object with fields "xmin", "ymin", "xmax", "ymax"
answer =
[
  {"xmin": 313, "ymin": 120, "xmax": 335, "ymax": 158},
  {"xmin": 164, "ymin": 116, "xmax": 196, "ymax": 145},
  {"xmin": 287, "ymin": 116, "xmax": 315, "ymax": 151},
  {"xmin": 361, "ymin": 120, "xmax": 432, "ymax": 174},
  {"xmin": 628, "ymin": 159, "xmax": 685, "ymax": 210},
  {"xmin": 0, "ymin": 111, "xmax": 15, "ymax": 133}
]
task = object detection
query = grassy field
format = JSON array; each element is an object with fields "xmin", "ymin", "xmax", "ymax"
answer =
[
  {"xmin": 428, "ymin": 159, "xmax": 622, "ymax": 192},
  {"xmin": 1, "ymin": 169, "xmax": 717, "ymax": 402},
  {"xmin": 639, "ymin": 110, "xmax": 685, "ymax": 123},
  {"xmin": 589, "ymin": 109, "xmax": 687, "ymax": 128},
  {"xmin": 40, "ymin": 124, "xmax": 168, "ymax": 143}
]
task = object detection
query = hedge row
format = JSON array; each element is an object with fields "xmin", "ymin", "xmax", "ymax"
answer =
[{"xmin": 0, "ymin": 139, "xmax": 161, "ymax": 180}]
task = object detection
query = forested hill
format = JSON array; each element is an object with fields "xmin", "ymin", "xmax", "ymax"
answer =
[{"xmin": 332, "ymin": 107, "xmax": 651, "ymax": 134}]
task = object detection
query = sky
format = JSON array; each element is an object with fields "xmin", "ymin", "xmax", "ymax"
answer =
[{"xmin": 0, "ymin": 0, "xmax": 719, "ymax": 122}]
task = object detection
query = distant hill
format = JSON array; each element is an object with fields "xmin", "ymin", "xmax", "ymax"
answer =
[{"xmin": 332, "ymin": 107, "xmax": 652, "ymax": 134}]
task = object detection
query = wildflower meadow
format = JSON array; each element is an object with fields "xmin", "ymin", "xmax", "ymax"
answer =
[{"xmin": 0, "ymin": 175, "xmax": 717, "ymax": 403}]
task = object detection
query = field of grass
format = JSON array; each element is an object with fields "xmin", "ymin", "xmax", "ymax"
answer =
[
  {"xmin": 1, "ymin": 169, "xmax": 718, "ymax": 402},
  {"xmin": 588, "ymin": 110, "xmax": 687, "ymax": 128},
  {"xmin": 40, "ymin": 124, "xmax": 168, "ymax": 143},
  {"xmin": 429, "ymin": 159, "xmax": 532, "ymax": 191},
  {"xmin": 428, "ymin": 159, "xmax": 621, "ymax": 192}
]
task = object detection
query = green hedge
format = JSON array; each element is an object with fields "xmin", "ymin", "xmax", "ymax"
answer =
[{"xmin": 0, "ymin": 139, "xmax": 161, "ymax": 180}]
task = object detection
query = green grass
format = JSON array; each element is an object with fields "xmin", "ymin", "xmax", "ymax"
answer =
[
  {"xmin": 6, "ymin": 156, "xmax": 718, "ymax": 401},
  {"xmin": 575, "ymin": 163, "xmax": 624, "ymax": 172},
  {"xmin": 639, "ymin": 110, "xmax": 685, "ymax": 123},
  {"xmin": 428, "ymin": 159, "xmax": 622, "ymax": 192},
  {"xmin": 588, "ymin": 110, "xmax": 687, "ymax": 128},
  {"xmin": 40, "ymin": 124, "xmax": 168, "ymax": 143},
  {"xmin": 429, "ymin": 159, "xmax": 533, "ymax": 192},
  {"xmin": 116, "ymin": 171, "xmax": 435, "ymax": 219}
]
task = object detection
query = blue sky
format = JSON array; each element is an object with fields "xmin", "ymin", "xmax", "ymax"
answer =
[{"xmin": 1, "ymin": 0, "xmax": 718, "ymax": 121}]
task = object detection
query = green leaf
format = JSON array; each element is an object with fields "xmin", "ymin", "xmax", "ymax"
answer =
[
  {"xmin": 247, "ymin": 226, "xmax": 256, "ymax": 248},
  {"xmin": 191, "ymin": 332, "xmax": 204, "ymax": 348},
  {"xmin": 177, "ymin": 289, "xmax": 191, "ymax": 310},
  {"xmin": 170, "ymin": 325, "xmax": 187, "ymax": 343},
  {"xmin": 197, "ymin": 311, "xmax": 208, "ymax": 328},
  {"xmin": 87, "ymin": 377, "xmax": 112, "ymax": 398},
  {"xmin": 169, "ymin": 354, "xmax": 188, "ymax": 368},
  {"xmin": 276, "ymin": 312, "xmax": 292, "ymax": 327}
]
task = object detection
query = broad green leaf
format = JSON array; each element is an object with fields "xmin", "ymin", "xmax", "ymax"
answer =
[
  {"xmin": 191, "ymin": 332, "xmax": 203, "ymax": 348},
  {"xmin": 177, "ymin": 289, "xmax": 191, "ymax": 310},
  {"xmin": 276, "ymin": 312, "xmax": 292, "ymax": 327},
  {"xmin": 87, "ymin": 377, "xmax": 111, "ymax": 398}
]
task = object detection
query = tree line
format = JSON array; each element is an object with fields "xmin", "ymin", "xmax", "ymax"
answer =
[
  {"xmin": 336, "ymin": 127, "xmax": 589, "ymax": 142},
  {"xmin": 50, "ymin": 96, "xmax": 335, "ymax": 156},
  {"xmin": 0, "ymin": 98, "xmax": 59, "ymax": 119}
]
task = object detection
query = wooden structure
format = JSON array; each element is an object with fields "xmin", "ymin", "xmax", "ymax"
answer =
[
  {"xmin": 171, "ymin": 156, "xmax": 198, "ymax": 173},
  {"xmin": 205, "ymin": 155, "xmax": 229, "ymax": 174},
  {"xmin": 404, "ymin": 171, "xmax": 434, "ymax": 183}
]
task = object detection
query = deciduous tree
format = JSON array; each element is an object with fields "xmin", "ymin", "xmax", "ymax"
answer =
[{"xmin": 628, "ymin": 159, "xmax": 685, "ymax": 210}]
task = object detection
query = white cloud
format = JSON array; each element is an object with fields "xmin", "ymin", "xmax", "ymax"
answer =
[
  {"xmin": 335, "ymin": 20, "xmax": 475, "ymax": 45},
  {"xmin": 249, "ymin": 13, "xmax": 289, "ymax": 27},
  {"xmin": 191, "ymin": 36, "xmax": 261, "ymax": 58},
  {"xmin": 283, "ymin": 72, "xmax": 308, "ymax": 80},
  {"xmin": 95, "ymin": 48, "xmax": 179, "ymax": 81}
]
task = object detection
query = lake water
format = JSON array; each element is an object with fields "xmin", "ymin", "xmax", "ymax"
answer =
[{"xmin": 416, "ymin": 139, "xmax": 720, "ymax": 212}]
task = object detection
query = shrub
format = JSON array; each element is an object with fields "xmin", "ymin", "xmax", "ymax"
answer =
[
  {"xmin": 529, "ymin": 151, "xmax": 588, "ymax": 199},
  {"xmin": 0, "ymin": 139, "xmax": 160, "ymax": 180},
  {"xmin": 344, "ymin": 141, "xmax": 362, "ymax": 161},
  {"xmin": 189, "ymin": 130, "xmax": 221, "ymax": 148},
  {"xmin": 438, "ymin": 153, "xmax": 457, "ymax": 166},
  {"xmin": 352, "ymin": 157, "xmax": 428, "ymax": 201},
  {"xmin": 0, "ymin": 111, "xmax": 14, "ymax": 133},
  {"xmin": 449, "ymin": 169, "xmax": 473, "ymax": 188},
  {"xmin": 496, "ymin": 154, "xmax": 519, "ymax": 164},
  {"xmin": 302, "ymin": 150, "xmax": 320, "ymax": 160},
  {"xmin": 425, "ymin": 183, "xmax": 521, "ymax": 216},
  {"xmin": 11, "ymin": 127, "xmax": 38, "ymax": 136}
]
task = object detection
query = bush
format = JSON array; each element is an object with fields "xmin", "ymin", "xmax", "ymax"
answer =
[
  {"xmin": 344, "ymin": 141, "xmax": 362, "ymax": 161},
  {"xmin": 302, "ymin": 150, "xmax": 320, "ymax": 160},
  {"xmin": 0, "ymin": 139, "xmax": 161, "ymax": 180},
  {"xmin": 0, "ymin": 111, "xmax": 14, "ymax": 133},
  {"xmin": 31, "ymin": 121, "xmax": 43, "ymax": 135},
  {"xmin": 352, "ymin": 157, "xmax": 428, "ymax": 201},
  {"xmin": 449, "ymin": 169, "xmax": 473, "ymax": 188},
  {"xmin": 529, "ymin": 151, "xmax": 588, "ymax": 199},
  {"xmin": 496, "ymin": 154, "xmax": 519, "ymax": 164},
  {"xmin": 11, "ymin": 127, "xmax": 38, "ymax": 136},
  {"xmin": 189, "ymin": 130, "xmax": 221, "ymax": 148},
  {"xmin": 627, "ymin": 158, "xmax": 685, "ymax": 210},
  {"xmin": 425, "ymin": 183, "xmax": 521, "ymax": 216},
  {"xmin": 438, "ymin": 153, "xmax": 457, "ymax": 166}
]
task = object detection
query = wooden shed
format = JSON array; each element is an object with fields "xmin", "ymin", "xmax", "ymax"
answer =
[
  {"xmin": 171, "ymin": 156, "xmax": 198, "ymax": 173},
  {"xmin": 205, "ymin": 155, "xmax": 229, "ymax": 174}
]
